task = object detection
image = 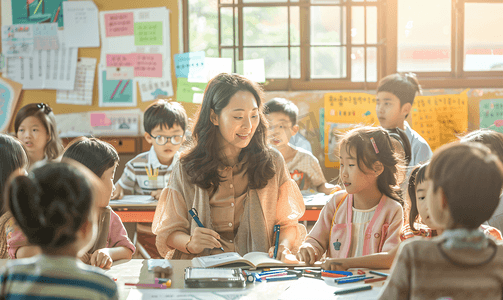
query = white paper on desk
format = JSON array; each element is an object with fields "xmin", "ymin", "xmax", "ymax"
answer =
[
  {"xmin": 126, "ymin": 289, "xmax": 251, "ymax": 300},
  {"xmin": 57, "ymin": 57, "xmax": 96, "ymax": 105},
  {"xmin": 63, "ymin": 1, "xmax": 100, "ymax": 48},
  {"xmin": 110, "ymin": 195, "xmax": 156, "ymax": 205}
]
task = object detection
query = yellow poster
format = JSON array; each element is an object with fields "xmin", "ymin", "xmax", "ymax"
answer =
[
  {"xmin": 324, "ymin": 93, "xmax": 378, "ymax": 168},
  {"xmin": 411, "ymin": 91, "xmax": 468, "ymax": 151}
]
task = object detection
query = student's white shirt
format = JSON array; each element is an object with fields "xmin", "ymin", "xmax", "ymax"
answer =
[
  {"xmin": 289, "ymin": 133, "xmax": 312, "ymax": 153},
  {"xmin": 348, "ymin": 204, "xmax": 377, "ymax": 257},
  {"xmin": 404, "ymin": 121, "xmax": 433, "ymax": 168}
]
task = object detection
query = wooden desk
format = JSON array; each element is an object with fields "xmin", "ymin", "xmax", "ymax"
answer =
[{"xmin": 104, "ymin": 259, "xmax": 388, "ymax": 300}]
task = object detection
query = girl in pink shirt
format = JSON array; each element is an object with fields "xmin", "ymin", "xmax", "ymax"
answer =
[{"xmin": 297, "ymin": 126, "xmax": 405, "ymax": 264}]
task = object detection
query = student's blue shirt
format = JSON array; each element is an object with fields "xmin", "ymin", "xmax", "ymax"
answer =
[{"xmin": 404, "ymin": 121, "xmax": 433, "ymax": 168}]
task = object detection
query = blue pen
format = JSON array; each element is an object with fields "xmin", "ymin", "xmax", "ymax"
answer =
[
  {"xmin": 369, "ymin": 270, "xmax": 389, "ymax": 277},
  {"xmin": 188, "ymin": 208, "xmax": 224, "ymax": 252},
  {"xmin": 322, "ymin": 270, "xmax": 353, "ymax": 276},
  {"xmin": 333, "ymin": 274, "xmax": 366, "ymax": 282},
  {"xmin": 258, "ymin": 270, "xmax": 285, "ymax": 276},
  {"xmin": 273, "ymin": 225, "xmax": 280, "ymax": 259},
  {"xmin": 266, "ymin": 275, "xmax": 298, "ymax": 282},
  {"xmin": 337, "ymin": 276, "xmax": 374, "ymax": 284}
]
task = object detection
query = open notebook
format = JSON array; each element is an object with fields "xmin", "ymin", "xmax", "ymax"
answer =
[{"xmin": 192, "ymin": 252, "xmax": 306, "ymax": 269}]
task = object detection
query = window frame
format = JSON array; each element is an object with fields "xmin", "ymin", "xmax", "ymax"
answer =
[{"xmin": 183, "ymin": 0, "xmax": 503, "ymax": 91}]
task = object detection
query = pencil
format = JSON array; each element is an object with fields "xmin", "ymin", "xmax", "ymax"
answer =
[
  {"xmin": 334, "ymin": 285, "xmax": 372, "ymax": 295},
  {"xmin": 53, "ymin": 4, "xmax": 61, "ymax": 22},
  {"xmin": 34, "ymin": 0, "xmax": 44, "ymax": 15},
  {"xmin": 120, "ymin": 80, "xmax": 130, "ymax": 94},
  {"xmin": 369, "ymin": 270, "xmax": 389, "ymax": 277},
  {"xmin": 110, "ymin": 80, "xmax": 122, "ymax": 100}
]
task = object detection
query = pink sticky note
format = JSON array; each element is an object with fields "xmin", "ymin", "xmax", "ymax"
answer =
[
  {"xmin": 90, "ymin": 113, "xmax": 112, "ymax": 127},
  {"xmin": 134, "ymin": 53, "xmax": 163, "ymax": 78},
  {"xmin": 106, "ymin": 54, "xmax": 135, "ymax": 68},
  {"xmin": 105, "ymin": 12, "xmax": 134, "ymax": 37}
]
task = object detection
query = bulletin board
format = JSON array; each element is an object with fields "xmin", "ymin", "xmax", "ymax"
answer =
[{"xmin": 0, "ymin": 0, "xmax": 200, "ymax": 133}]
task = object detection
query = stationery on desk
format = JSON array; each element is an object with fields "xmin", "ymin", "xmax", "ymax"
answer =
[{"xmin": 109, "ymin": 195, "xmax": 157, "ymax": 207}]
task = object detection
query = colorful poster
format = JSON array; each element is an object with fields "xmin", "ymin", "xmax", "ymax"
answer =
[
  {"xmin": 0, "ymin": 76, "xmax": 22, "ymax": 133},
  {"xmin": 10, "ymin": 0, "xmax": 66, "ymax": 27},
  {"xmin": 324, "ymin": 92, "xmax": 378, "ymax": 168},
  {"xmin": 174, "ymin": 51, "xmax": 205, "ymax": 78},
  {"xmin": 479, "ymin": 99, "xmax": 503, "ymax": 134},
  {"xmin": 104, "ymin": 12, "xmax": 134, "ymax": 37},
  {"xmin": 176, "ymin": 77, "xmax": 207, "ymax": 104},
  {"xmin": 134, "ymin": 22, "xmax": 163, "ymax": 46},
  {"xmin": 98, "ymin": 66, "xmax": 137, "ymax": 107},
  {"xmin": 411, "ymin": 91, "xmax": 468, "ymax": 151}
]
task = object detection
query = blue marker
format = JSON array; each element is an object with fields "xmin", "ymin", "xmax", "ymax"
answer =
[
  {"xmin": 273, "ymin": 225, "xmax": 280, "ymax": 259},
  {"xmin": 188, "ymin": 208, "xmax": 224, "ymax": 252},
  {"xmin": 266, "ymin": 275, "xmax": 298, "ymax": 282},
  {"xmin": 322, "ymin": 270, "xmax": 353, "ymax": 276},
  {"xmin": 337, "ymin": 276, "xmax": 374, "ymax": 284}
]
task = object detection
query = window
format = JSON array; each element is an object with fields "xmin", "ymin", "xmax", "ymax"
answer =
[
  {"xmin": 393, "ymin": 0, "xmax": 503, "ymax": 88},
  {"xmin": 184, "ymin": 0, "xmax": 385, "ymax": 90}
]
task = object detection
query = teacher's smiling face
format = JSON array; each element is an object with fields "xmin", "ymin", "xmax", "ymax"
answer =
[{"xmin": 210, "ymin": 90, "xmax": 260, "ymax": 154}]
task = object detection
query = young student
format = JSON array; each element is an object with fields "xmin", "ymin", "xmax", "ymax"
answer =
[
  {"xmin": 376, "ymin": 73, "xmax": 432, "ymax": 167},
  {"xmin": 0, "ymin": 134, "xmax": 36, "ymax": 259},
  {"xmin": 379, "ymin": 142, "xmax": 503, "ymax": 300},
  {"xmin": 1, "ymin": 162, "xmax": 118, "ymax": 299},
  {"xmin": 322, "ymin": 163, "xmax": 502, "ymax": 271},
  {"xmin": 461, "ymin": 129, "xmax": 503, "ymax": 232},
  {"xmin": 152, "ymin": 73, "xmax": 305, "ymax": 260},
  {"xmin": 62, "ymin": 137, "xmax": 135, "ymax": 268},
  {"xmin": 112, "ymin": 100, "xmax": 188, "ymax": 200},
  {"xmin": 14, "ymin": 103, "xmax": 63, "ymax": 168},
  {"xmin": 297, "ymin": 126, "xmax": 404, "ymax": 264},
  {"xmin": 264, "ymin": 98, "xmax": 337, "ymax": 195}
]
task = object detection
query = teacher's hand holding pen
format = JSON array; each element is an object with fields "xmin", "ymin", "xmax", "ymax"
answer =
[{"xmin": 186, "ymin": 227, "xmax": 223, "ymax": 254}]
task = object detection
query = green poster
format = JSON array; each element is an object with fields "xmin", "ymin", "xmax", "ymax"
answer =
[
  {"xmin": 134, "ymin": 22, "xmax": 163, "ymax": 46},
  {"xmin": 176, "ymin": 78, "xmax": 207, "ymax": 103},
  {"xmin": 480, "ymin": 99, "xmax": 503, "ymax": 133},
  {"xmin": 11, "ymin": 0, "xmax": 66, "ymax": 27}
]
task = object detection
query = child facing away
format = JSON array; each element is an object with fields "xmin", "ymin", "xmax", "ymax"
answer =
[
  {"xmin": 461, "ymin": 129, "xmax": 503, "ymax": 232},
  {"xmin": 379, "ymin": 142, "xmax": 503, "ymax": 300},
  {"xmin": 322, "ymin": 163, "xmax": 501, "ymax": 271},
  {"xmin": 1, "ymin": 162, "xmax": 118, "ymax": 299},
  {"xmin": 297, "ymin": 126, "xmax": 405, "ymax": 264},
  {"xmin": 264, "ymin": 98, "xmax": 337, "ymax": 195},
  {"xmin": 62, "ymin": 137, "xmax": 135, "ymax": 267},
  {"xmin": 376, "ymin": 73, "xmax": 432, "ymax": 167},
  {"xmin": 112, "ymin": 100, "xmax": 188, "ymax": 200},
  {"xmin": 0, "ymin": 134, "xmax": 41, "ymax": 259},
  {"xmin": 14, "ymin": 103, "xmax": 64, "ymax": 168}
]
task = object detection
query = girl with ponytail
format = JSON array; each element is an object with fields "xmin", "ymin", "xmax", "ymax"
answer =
[{"xmin": 0, "ymin": 162, "xmax": 118, "ymax": 299}]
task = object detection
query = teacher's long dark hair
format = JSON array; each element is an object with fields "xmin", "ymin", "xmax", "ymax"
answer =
[{"xmin": 181, "ymin": 73, "xmax": 275, "ymax": 196}]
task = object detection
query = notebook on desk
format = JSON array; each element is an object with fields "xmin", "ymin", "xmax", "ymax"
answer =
[
  {"xmin": 109, "ymin": 195, "xmax": 158, "ymax": 210},
  {"xmin": 192, "ymin": 252, "xmax": 306, "ymax": 269}
]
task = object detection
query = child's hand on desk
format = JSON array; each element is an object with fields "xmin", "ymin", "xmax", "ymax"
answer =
[
  {"xmin": 111, "ymin": 184, "xmax": 124, "ymax": 200},
  {"xmin": 187, "ymin": 227, "xmax": 223, "ymax": 254},
  {"xmin": 91, "ymin": 249, "xmax": 113, "ymax": 269},
  {"xmin": 296, "ymin": 243, "xmax": 318, "ymax": 265},
  {"xmin": 151, "ymin": 189, "xmax": 163, "ymax": 200},
  {"xmin": 322, "ymin": 258, "xmax": 346, "ymax": 271}
]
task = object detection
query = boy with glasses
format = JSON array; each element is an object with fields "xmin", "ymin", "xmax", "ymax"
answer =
[{"xmin": 112, "ymin": 100, "xmax": 188, "ymax": 200}]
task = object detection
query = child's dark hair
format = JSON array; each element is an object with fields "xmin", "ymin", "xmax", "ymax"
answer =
[
  {"xmin": 14, "ymin": 103, "xmax": 63, "ymax": 160},
  {"xmin": 263, "ymin": 98, "xmax": 299, "ymax": 125},
  {"xmin": 427, "ymin": 142, "xmax": 503, "ymax": 229},
  {"xmin": 0, "ymin": 134, "xmax": 28, "ymax": 213},
  {"xmin": 6, "ymin": 162, "xmax": 94, "ymax": 250},
  {"xmin": 377, "ymin": 73, "xmax": 421, "ymax": 108},
  {"xmin": 339, "ymin": 126, "xmax": 405, "ymax": 205},
  {"xmin": 63, "ymin": 137, "xmax": 119, "ymax": 178},
  {"xmin": 460, "ymin": 129, "xmax": 503, "ymax": 163},
  {"xmin": 386, "ymin": 127, "xmax": 412, "ymax": 166},
  {"xmin": 408, "ymin": 163, "xmax": 429, "ymax": 231},
  {"xmin": 182, "ymin": 73, "xmax": 274, "ymax": 196},
  {"xmin": 144, "ymin": 100, "xmax": 188, "ymax": 134}
]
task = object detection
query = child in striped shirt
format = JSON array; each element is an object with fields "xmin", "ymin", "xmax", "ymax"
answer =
[{"xmin": 0, "ymin": 162, "xmax": 118, "ymax": 299}]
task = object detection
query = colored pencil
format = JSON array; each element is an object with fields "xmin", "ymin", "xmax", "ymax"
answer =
[
  {"xmin": 364, "ymin": 277, "xmax": 387, "ymax": 284},
  {"xmin": 53, "ymin": 5, "xmax": 61, "ymax": 22},
  {"xmin": 110, "ymin": 80, "xmax": 122, "ymax": 99},
  {"xmin": 120, "ymin": 79, "xmax": 130, "ymax": 94},
  {"xmin": 334, "ymin": 285, "xmax": 372, "ymax": 295},
  {"xmin": 369, "ymin": 270, "xmax": 389, "ymax": 277},
  {"xmin": 34, "ymin": 0, "xmax": 44, "ymax": 15}
]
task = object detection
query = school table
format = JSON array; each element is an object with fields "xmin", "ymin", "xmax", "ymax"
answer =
[{"xmin": 104, "ymin": 259, "xmax": 389, "ymax": 300}]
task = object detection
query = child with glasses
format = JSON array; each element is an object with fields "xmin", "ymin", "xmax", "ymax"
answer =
[{"xmin": 112, "ymin": 100, "xmax": 188, "ymax": 200}]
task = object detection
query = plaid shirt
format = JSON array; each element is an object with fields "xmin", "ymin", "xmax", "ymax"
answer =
[{"xmin": 118, "ymin": 147, "xmax": 179, "ymax": 195}]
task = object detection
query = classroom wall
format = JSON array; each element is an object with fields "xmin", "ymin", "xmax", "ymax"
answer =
[
  {"xmin": 265, "ymin": 87, "xmax": 503, "ymax": 182},
  {"xmin": 2, "ymin": 0, "xmax": 200, "ymax": 132}
]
